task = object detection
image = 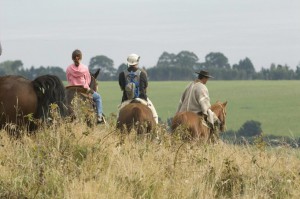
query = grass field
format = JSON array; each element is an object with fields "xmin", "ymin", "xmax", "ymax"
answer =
[
  {"xmin": 0, "ymin": 81, "xmax": 299, "ymax": 198},
  {"xmin": 1, "ymin": 122, "xmax": 300, "ymax": 198},
  {"xmin": 95, "ymin": 80, "xmax": 300, "ymax": 137}
]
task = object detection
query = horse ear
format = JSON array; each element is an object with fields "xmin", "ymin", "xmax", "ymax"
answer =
[
  {"xmin": 223, "ymin": 101, "xmax": 227, "ymax": 106},
  {"xmin": 94, "ymin": 68, "xmax": 100, "ymax": 79}
]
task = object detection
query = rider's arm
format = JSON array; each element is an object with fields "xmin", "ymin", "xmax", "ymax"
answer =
[
  {"xmin": 118, "ymin": 72, "xmax": 126, "ymax": 91},
  {"xmin": 139, "ymin": 71, "xmax": 148, "ymax": 101}
]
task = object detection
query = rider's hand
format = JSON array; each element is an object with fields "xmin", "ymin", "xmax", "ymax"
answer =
[{"xmin": 215, "ymin": 119, "xmax": 221, "ymax": 126}]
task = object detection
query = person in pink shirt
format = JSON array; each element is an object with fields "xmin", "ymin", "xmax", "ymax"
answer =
[{"xmin": 66, "ymin": 49, "xmax": 105, "ymax": 124}]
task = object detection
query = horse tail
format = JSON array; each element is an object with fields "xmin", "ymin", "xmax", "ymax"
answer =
[
  {"xmin": 32, "ymin": 75, "xmax": 67, "ymax": 120},
  {"xmin": 132, "ymin": 107, "xmax": 142, "ymax": 123},
  {"xmin": 132, "ymin": 106, "xmax": 146, "ymax": 134}
]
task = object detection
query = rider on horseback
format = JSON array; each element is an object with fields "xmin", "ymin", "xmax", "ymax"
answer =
[
  {"xmin": 176, "ymin": 70, "xmax": 220, "ymax": 129},
  {"xmin": 66, "ymin": 49, "xmax": 106, "ymax": 124},
  {"xmin": 118, "ymin": 53, "xmax": 158, "ymax": 123}
]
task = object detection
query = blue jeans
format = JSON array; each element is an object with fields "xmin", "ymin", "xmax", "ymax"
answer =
[{"xmin": 92, "ymin": 92, "xmax": 103, "ymax": 116}]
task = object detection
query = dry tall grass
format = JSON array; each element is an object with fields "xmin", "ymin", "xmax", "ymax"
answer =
[{"xmin": 0, "ymin": 117, "xmax": 299, "ymax": 199}]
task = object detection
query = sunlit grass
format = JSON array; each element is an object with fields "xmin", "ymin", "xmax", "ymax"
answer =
[{"xmin": 0, "ymin": 118, "xmax": 300, "ymax": 198}]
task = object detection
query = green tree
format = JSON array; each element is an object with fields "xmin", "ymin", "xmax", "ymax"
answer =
[
  {"xmin": 19, "ymin": 66, "xmax": 66, "ymax": 80},
  {"xmin": 0, "ymin": 60, "xmax": 24, "ymax": 75},
  {"xmin": 152, "ymin": 51, "xmax": 198, "ymax": 80},
  {"xmin": 204, "ymin": 52, "xmax": 230, "ymax": 69},
  {"xmin": 232, "ymin": 57, "xmax": 255, "ymax": 79},
  {"xmin": 233, "ymin": 57, "xmax": 255, "ymax": 73},
  {"xmin": 295, "ymin": 66, "xmax": 300, "ymax": 79},
  {"xmin": 175, "ymin": 51, "xmax": 199, "ymax": 68},
  {"xmin": 116, "ymin": 63, "xmax": 128, "ymax": 75},
  {"xmin": 267, "ymin": 64, "xmax": 295, "ymax": 80},
  {"xmin": 89, "ymin": 55, "xmax": 116, "ymax": 80},
  {"xmin": 156, "ymin": 52, "xmax": 176, "ymax": 68},
  {"xmin": 156, "ymin": 51, "xmax": 198, "ymax": 69}
]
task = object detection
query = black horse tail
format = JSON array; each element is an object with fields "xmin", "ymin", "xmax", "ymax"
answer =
[{"xmin": 32, "ymin": 75, "xmax": 67, "ymax": 120}]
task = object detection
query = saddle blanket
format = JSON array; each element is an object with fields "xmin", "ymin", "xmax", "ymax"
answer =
[{"xmin": 118, "ymin": 98, "xmax": 148, "ymax": 111}]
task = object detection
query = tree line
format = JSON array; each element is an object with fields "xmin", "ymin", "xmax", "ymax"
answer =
[{"xmin": 1, "ymin": 51, "xmax": 299, "ymax": 80}]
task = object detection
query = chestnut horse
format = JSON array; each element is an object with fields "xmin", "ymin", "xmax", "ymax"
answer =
[
  {"xmin": 171, "ymin": 101, "xmax": 227, "ymax": 142},
  {"xmin": 117, "ymin": 100, "xmax": 155, "ymax": 134},
  {"xmin": 0, "ymin": 75, "xmax": 67, "ymax": 131},
  {"xmin": 65, "ymin": 69, "xmax": 99, "ymax": 125}
]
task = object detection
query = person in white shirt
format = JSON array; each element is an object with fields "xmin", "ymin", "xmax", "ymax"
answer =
[{"xmin": 177, "ymin": 70, "xmax": 218, "ymax": 126}]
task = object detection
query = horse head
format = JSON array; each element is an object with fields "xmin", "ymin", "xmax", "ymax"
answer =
[
  {"xmin": 211, "ymin": 101, "xmax": 227, "ymax": 132},
  {"xmin": 89, "ymin": 68, "xmax": 100, "ymax": 92}
]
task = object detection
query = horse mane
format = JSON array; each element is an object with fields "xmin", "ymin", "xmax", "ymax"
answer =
[
  {"xmin": 211, "ymin": 101, "xmax": 226, "ymax": 111},
  {"xmin": 32, "ymin": 75, "xmax": 67, "ymax": 119},
  {"xmin": 211, "ymin": 101, "xmax": 227, "ymax": 132},
  {"xmin": 211, "ymin": 101, "xmax": 221, "ymax": 110}
]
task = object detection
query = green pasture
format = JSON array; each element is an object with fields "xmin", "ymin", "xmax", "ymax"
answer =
[{"xmin": 67, "ymin": 81, "xmax": 300, "ymax": 137}]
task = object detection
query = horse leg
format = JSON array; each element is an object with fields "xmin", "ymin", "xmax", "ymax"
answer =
[
  {"xmin": 208, "ymin": 127, "xmax": 220, "ymax": 143},
  {"xmin": 195, "ymin": 123, "xmax": 210, "ymax": 143},
  {"xmin": 147, "ymin": 120, "xmax": 154, "ymax": 134},
  {"xmin": 189, "ymin": 126, "xmax": 199, "ymax": 141},
  {"xmin": 171, "ymin": 114, "xmax": 186, "ymax": 133},
  {"xmin": 117, "ymin": 121, "xmax": 130, "ymax": 134},
  {"xmin": 136, "ymin": 123, "xmax": 143, "ymax": 134}
]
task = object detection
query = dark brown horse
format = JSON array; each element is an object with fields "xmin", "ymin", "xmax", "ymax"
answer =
[
  {"xmin": 171, "ymin": 101, "xmax": 227, "ymax": 142},
  {"xmin": 0, "ymin": 75, "xmax": 67, "ymax": 131},
  {"xmin": 65, "ymin": 69, "xmax": 100, "ymax": 124},
  {"xmin": 117, "ymin": 100, "xmax": 156, "ymax": 134}
]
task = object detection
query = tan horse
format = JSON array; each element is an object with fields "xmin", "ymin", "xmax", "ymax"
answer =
[
  {"xmin": 171, "ymin": 101, "xmax": 227, "ymax": 142},
  {"xmin": 117, "ymin": 101, "xmax": 156, "ymax": 134}
]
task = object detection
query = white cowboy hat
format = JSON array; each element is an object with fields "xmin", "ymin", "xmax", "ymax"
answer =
[{"xmin": 127, "ymin": 53, "xmax": 140, "ymax": 66}]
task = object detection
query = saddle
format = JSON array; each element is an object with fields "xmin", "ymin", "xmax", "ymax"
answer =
[
  {"xmin": 65, "ymin": 85, "xmax": 87, "ymax": 92},
  {"xmin": 130, "ymin": 98, "xmax": 148, "ymax": 106},
  {"xmin": 118, "ymin": 98, "xmax": 148, "ymax": 111},
  {"xmin": 197, "ymin": 112, "xmax": 212, "ymax": 129},
  {"xmin": 65, "ymin": 86, "xmax": 93, "ymax": 102}
]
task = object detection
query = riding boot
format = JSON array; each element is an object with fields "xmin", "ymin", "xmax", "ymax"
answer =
[{"xmin": 97, "ymin": 114, "xmax": 106, "ymax": 124}]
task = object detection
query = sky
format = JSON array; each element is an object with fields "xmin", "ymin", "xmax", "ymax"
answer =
[{"xmin": 1, "ymin": 0, "xmax": 300, "ymax": 71}]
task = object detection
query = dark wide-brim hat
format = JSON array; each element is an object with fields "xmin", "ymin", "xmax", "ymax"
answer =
[{"xmin": 195, "ymin": 70, "xmax": 213, "ymax": 78}]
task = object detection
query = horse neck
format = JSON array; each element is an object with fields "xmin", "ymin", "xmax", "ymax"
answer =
[
  {"xmin": 89, "ymin": 76, "xmax": 97, "ymax": 92},
  {"xmin": 211, "ymin": 103, "xmax": 222, "ymax": 117}
]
